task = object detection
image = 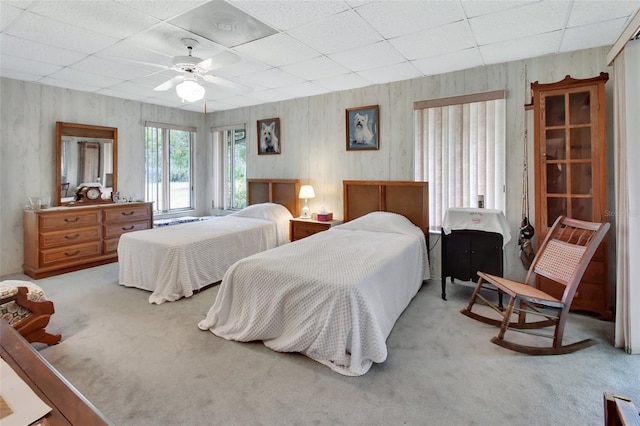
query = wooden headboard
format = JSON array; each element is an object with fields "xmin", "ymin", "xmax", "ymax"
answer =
[
  {"xmin": 247, "ymin": 179, "xmax": 300, "ymax": 217},
  {"xmin": 343, "ymin": 180, "xmax": 429, "ymax": 235}
]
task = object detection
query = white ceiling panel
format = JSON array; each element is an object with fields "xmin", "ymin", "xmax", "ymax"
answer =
[
  {"xmin": 0, "ymin": 54, "xmax": 62, "ymax": 76},
  {"xmin": 234, "ymin": 33, "xmax": 319, "ymax": 66},
  {"xmin": 4, "ymin": 11, "xmax": 119, "ymax": 54},
  {"xmin": 230, "ymin": 0, "xmax": 349, "ymax": 31},
  {"xmin": 357, "ymin": 61, "xmax": 422, "ymax": 85},
  {"xmin": 280, "ymin": 56, "xmax": 350, "ymax": 81},
  {"xmin": 560, "ymin": 18, "xmax": 630, "ymax": 52},
  {"xmin": 287, "ymin": 10, "xmax": 382, "ymax": 55},
  {"xmin": 356, "ymin": 1, "xmax": 465, "ymax": 39},
  {"xmin": 412, "ymin": 47, "xmax": 484, "ymax": 77},
  {"xmin": 1, "ymin": 0, "xmax": 637, "ymax": 112},
  {"xmin": 390, "ymin": 20, "xmax": 476, "ymax": 61},
  {"xmin": 0, "ymin": 35, "xmax": 86, "ymax": 67},
  {"xmin": 480, "ymin": 31, "xmax": 563, "ymax": 66},
  {"xmin": 469, "ymin": 2, "xmax": 571, "ymax": 46},
  {"xmin": 28, "ymin": 1, "xmax": 160, "ymax": 40},
  {"xmin": 329, "ymin": 41, "xmax": 407, "ymax": 72}
]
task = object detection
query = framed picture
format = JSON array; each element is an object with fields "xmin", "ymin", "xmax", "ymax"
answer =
[
  {"xmin": 257, "ymin": 117, "xmax": 281, "ymax": 155},
  {"xmin": 346, "ymin": 105, "xmax": 379, "ymax": 151}
]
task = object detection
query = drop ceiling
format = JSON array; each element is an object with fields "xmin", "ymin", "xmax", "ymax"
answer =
[{"xmin": 1, "ymin": 0, "xmax": 638, "ymax": 113}]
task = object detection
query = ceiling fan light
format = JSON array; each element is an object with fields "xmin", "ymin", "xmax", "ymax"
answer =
[{"xmin": 176, "ymin": 80, "xmax": 205, "ymax": 102}]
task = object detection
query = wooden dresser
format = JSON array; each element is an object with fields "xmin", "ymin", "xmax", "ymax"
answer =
[
  {"xmin": 290, "ymin": 218, "xmax": 342, "ymax": 241},
  {"xmin": 23, "ymin": 202, "xmax": 152, "ymax": 279}
]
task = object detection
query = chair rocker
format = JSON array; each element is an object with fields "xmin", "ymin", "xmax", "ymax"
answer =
[{"xmin": 460, "ymin": 216, "xmax": 610, "ymax": 355}]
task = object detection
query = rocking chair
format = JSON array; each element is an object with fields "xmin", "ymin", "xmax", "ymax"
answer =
[{"xmin": 460, "ymin": 216, "xmax": 610, "ymax": 355}]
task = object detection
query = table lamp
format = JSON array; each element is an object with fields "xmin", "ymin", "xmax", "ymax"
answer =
[{"xmin": 298, "ymin": 185, "xmax": 315, "ymax": 219}]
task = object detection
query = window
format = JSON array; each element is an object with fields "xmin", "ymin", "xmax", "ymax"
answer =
[
  {"xmin": 211, "ymin": 124, "xmax": 246, "ymax": 210},
  {"xmin": 145, "ymin": 122, "xmax": 195, "ymax": 214},
  {"xmin": 414, "ymin": 91, "xmax": 506, "ymax": 230}
]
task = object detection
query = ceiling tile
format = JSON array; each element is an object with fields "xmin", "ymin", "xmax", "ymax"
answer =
[
  {"xmin": 28, "ymin": 1, "xmax": 160, "ymax": 40},
  {"xmin": 106, "ymin": 81, "xmax": 161, "ymax": 97},
  {"xmin": 230, "ymin": 0, "xmax": 349, "ymax": 31},
  {"xmin": 389, "ymin": 20, "xmax": 475, "ymax": 61},
  {"xmin": 47, "ymin": 67, "xmax": 124, "ymax": 89},
  {"xmin": 234, "ymin": 33, "xmax": 320, "ymax": 67},
  {"xmin": 356, "ymin": 1, "xmax": 465, "ymax": 39},
  {"xmin": 288, "ymin": 10, "xmax": 383, "ymax": 55},
  {"xmin": 71, "ymin": 57, "xmax": 154, "ymax": 80},
  {"xmin": 234, "ymin": 67, "xmax": 305, "ymax": 89},
  {"xmin": 0, "ymin": 35, "xmax": 86, "ymax": 67},
  {"xmin": 4, "ymin": 11, "xmax": 119, "ymax": 55},
  {"xmin": 356, "ymin": 61, "xmax": 422, "ymax": 84},
  {"xmin": 280, "ymin": 56, "xmax": 350, "ymax": 80},
  {"xmin": 115, "ymin": 0, "xmax": 207, "ymax": 21},
  {"xmin": 0, "ymin": 3, "xmax": 23, "ymax": 32},
  {"xmin": 329, "ymin": 41, "xmax": 407, "ymax": 72},
  {"xmin": 245, "ymin": 88, "xmax": 295, "ymax": 103},
  {"xmin": 561, "ymin": 18, "xmax": 630, "ymax": 52},
  {"xmin": 97, "ymin": 87, "xmax": 151, "ymax": 101},
  {"xmin": 460, "ymin": 1, "xmax": 537, "ymax": 19},
  {"xmin": 168, "ymin": 1, "xmax": 277, "ymax": 48},
  {"xmin": 411, "ymin": 47, "xmax": 484, "ymax": 76},
  {"xmin": 480, "ymin": 31, "xmax": 563, "ymax": 65},
  {"xmin": 568, "ymin": 1, "xmax": 640, "ymax": 27},
  {"xmin": 1, "ymin": 54, "xmax": 62, "ymax": 76},
  {"xmin": 213, "ymin": 56, "xmax": 271, "ymax": 78},
  {"xmin": 279, "ymin": 81, "xmax": 332, "ymax": 98},
  {"xmin": 215, "ymin": 95, "xmax": 259, "ymax": 108},
  {"xmin": 314, "ymin": 72, "xmax": 372, "ymax": 91},
  {"xmin": 469, "ymin": 2, "xmax": 570, "ymax": 46},
  {"xmin": 38, "ymin": 76, "xmax": 102, "ymax": 92},
  {"xmin": 0, "ymin": 67, "xmax": 44, "ymax": 82}
]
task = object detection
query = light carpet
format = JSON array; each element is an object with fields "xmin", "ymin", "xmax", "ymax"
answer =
[{"xmin": 3, "ymin": 262, "xmax": 638, "ymax": 425}]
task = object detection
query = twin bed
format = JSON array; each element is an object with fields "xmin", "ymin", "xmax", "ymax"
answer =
[
  {"xmin": 198, "ymin": 180, "xmax": 430, "ymax": 376},
  {"xmin": 118, "ymin": 179, "xmax": 300, "ymax": 304}
]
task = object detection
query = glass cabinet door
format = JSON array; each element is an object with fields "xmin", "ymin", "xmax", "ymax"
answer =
[{"xmin": 540, "ymin": 87, "xmax": 595, "ymax": 228}]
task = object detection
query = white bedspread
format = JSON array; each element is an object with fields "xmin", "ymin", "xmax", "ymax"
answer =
[
  {"xmin": 118, "ymin": 203, "xmax": 292, "ymax": 304},
  {"xmin": 198, "ymin": 212, "xmax": 430, "ymax": 376}
]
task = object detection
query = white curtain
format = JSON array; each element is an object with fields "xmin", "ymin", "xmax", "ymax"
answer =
[
  {"xmin": 414, "ymin": 94, "xmax": 506, "ymax": 229},
  {"xmin": 614, "ymin": 39, "xmax": 640, "ymax": 354}
]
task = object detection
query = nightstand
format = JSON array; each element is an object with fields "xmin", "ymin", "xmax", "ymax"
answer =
[{"xmin": 290, "ymin": 218, "xmax": 342, "ymax": 241}]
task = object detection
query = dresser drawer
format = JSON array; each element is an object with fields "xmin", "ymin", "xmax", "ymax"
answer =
[
  {"xmin": 103, "ymin": 238, "xmax": 120, "ymax": 255},
  {"xmin": 39, "ymin": 210, "xmax": 100, "ymax": 231},
  {"xmin": 104, "ymin": 221, "xmax": 150, "ymax": 239},
  {"xmin": 104, "ymin": 205, "xmax": 151, "ymax": 224},
  {"xmin": 40, "ymin": 242, "xmax": 102, "ymax": 266},
  {"xmin": 40, "ymin": 227, "xmax": 100, "ymax": 249}
]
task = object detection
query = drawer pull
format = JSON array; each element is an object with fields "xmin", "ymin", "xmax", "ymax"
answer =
[
  {"xmin": 65, "ymin": 233, "xmax": 80, "ymax": 240},
  {"xmin": 121, "ymin": 211, "xmax": 135, "ymax": 216},
  {"xmin": 122, "ymin": 225, "xmax": 135, "ymax": 231},
  {"xmin": 65, "ymin": 250, "xmax": 80, "ymax": 257},
  {"xmin": 64, "ymin": 217, "xmax": 80, "ymax": 223}
]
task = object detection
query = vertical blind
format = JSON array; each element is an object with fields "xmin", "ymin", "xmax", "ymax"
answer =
[{"xmin": 414, "ymin": 91, "xmax": 506, "ymax": 229}]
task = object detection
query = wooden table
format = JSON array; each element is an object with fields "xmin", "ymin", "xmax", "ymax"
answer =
[{"xmin": 0, "ymin": 320, "xmax": 112, "ymax": 425}]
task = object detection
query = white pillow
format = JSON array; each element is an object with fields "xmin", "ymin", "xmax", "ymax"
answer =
[
  {"xmin": 336, "ymin": 211, "xmax": 422, "ymax": 237},
  {"xmin": 230, "ymin": 203, "xmax": 293, "ymax": 245}
]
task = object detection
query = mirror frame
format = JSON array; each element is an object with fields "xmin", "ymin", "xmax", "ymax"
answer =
[{"xmin": 55, "ymin": 122, "xmax": 118, "ymax": 206}]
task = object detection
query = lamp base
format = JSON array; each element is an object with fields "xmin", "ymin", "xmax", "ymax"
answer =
[{"xmin": 301, "ymin": 205, "xmax": 311, "ymax": 219}]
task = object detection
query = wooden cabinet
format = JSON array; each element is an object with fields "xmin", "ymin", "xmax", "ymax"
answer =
[
  {"xmin": 441, "ymin": 230, "xmax": 503, "ymax": 300},
  {"xmin": 290, "ymin": 218, "xmax": 342, "ymax": 241},
  {"xmin": 23, "ymin": 202, "xmax": 152, "ymax": 279},
  {"xmin": 531, "ymin": 72, "xmax": 611, "ymax": 318}
]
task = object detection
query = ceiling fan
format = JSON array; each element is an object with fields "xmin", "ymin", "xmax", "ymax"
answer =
[{"xmin": 152, "ymin": 38, "xmax": 247, "ymax": 101}]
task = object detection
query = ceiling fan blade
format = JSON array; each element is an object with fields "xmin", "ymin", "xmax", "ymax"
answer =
[
  {"xmin": 154, "ymin": 75, "xmax": 184, "ymax": 91},
  {"xmin": 202, "ymin": 75, "xmax": 252, "ymax": 94},
  {"xmin": 198, "ymin": 51, "xmax": 240, "ymax": 72}
]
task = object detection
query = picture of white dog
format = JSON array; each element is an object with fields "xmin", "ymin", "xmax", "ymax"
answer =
[
  {"xmin": 260, "ymin": 121, "xmax": 279, "ymax": 153},
  {"xmin": 352, "ymin": 112, "xmax": 374, "ymax": 145}
]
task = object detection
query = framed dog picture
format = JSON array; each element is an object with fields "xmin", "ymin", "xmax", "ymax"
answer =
[
  {"xmin": 346, "ymin": 105, "xmax": 379, "ymax": 151},
  {"xmin": 257, "ymin": 117, "xmax": 281, "ymax": 155}
]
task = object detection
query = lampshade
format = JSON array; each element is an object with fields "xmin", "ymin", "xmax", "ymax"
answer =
[
  {"xmin": 298, "ymin": 185, "xmax": 315, "ymax": 200},
  {"xmin": 176, "ymin": 76, "xmax": 205, "ymax": 102}
]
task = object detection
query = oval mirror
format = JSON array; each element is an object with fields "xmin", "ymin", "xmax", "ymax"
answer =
[{"xmin": 55, "ymin": 122, "xmax": 118, "ymax": 206}]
